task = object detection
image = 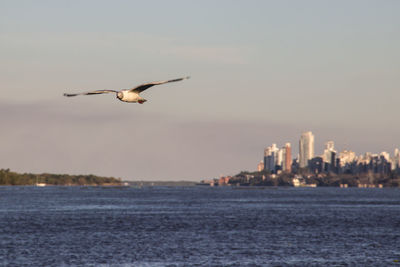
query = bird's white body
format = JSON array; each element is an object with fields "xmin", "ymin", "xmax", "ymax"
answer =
[
  {"xmin": 64, "ymin": 76, "xmax": 189, "ymax": 104},
  {"xmin": 117, "ymin": 90, "xmax": 146, "ymax": 103}
]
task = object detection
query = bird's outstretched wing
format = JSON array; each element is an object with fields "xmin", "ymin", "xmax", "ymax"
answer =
[
  {"xmin": 63, "ymin": 90, "xmax": 118, "ymax": 97},
  {"xmin": 129, "ymin": 76, "xmax": 190, "ymax": 93}
]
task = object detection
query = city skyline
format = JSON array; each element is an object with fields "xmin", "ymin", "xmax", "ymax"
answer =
[
  {"xmin": 261, "ymin": 131, "xmax": 400, "ymax": 175},
  {"xmin": 263, "ymin": 137, "xmax": 400, "ymax": 162}
]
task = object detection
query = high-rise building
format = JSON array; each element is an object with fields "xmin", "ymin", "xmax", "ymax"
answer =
[
  {"xmin": 299, "ymin": 131, "xmax": 314, "ymax": 168},
  {"xmin": 257, "ymin": 161, "xmax": 264, "ymax": 172},
  {"xmin": 264, "ymin": 143, "xmax": 278, "ymax": 172},
  {"xmin": 380, "ymin": 151, "xmax": 390, "ymax": 162},
  {"xmin": 323, "ymin": 141, "xmax": 337, "ymax": 172},
  {"xmin": 276, "ymin": 148, "xmax": 284, "ymax": 170},
  {"xmin": 309, "ymin": 157, "xmax": 323, "ymax": 174},
  {"xmin": 325, "ymin": 141, "xmax": 334, "ymax": 151},
  {"xmin": 376, "ymin": 152, "xmax": 391, "ymax": 174},
  {"xmin": 264, "ymin": 147, "xmax": 270, "ymax": 171},
  {"xmin": 394, "ymin": 148, "xmax": 400, "ymax": 171},
  {"xmin": 282, "ymin": 143, "xmax": 292, "ymax": 172},
  {"xmin": 323, "ymin": 141, "xmax": 335, "ymax": 163},
  {"xmin": 338, "ymin": 150, "xmax": 356, "ymax": 173},
  {"xmin": 338, "ymin": 150, "xmax": 356, "ymax": 166}
]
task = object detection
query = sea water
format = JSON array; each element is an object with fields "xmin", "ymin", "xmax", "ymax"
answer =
[{"xmin": 0, "ymin": 186, "xmax": 399, "ymax": 266}]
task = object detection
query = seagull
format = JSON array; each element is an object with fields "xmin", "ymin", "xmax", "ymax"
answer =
[{"xmin": 64, "ymin": 76, "xmax": 190, "ymax": 104}]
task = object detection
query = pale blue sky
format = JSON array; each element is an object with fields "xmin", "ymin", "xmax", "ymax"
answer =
[{"xmin": 1, "ymin": 1, "xmax": 399, "ymax": 180}]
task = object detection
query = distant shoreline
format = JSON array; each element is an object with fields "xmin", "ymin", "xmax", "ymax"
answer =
[
  {"xmin": 0, "ymin": 169, "xmax": 122, "ymax": 186},
  {"xmin": 217, "ymin": 171, "xmax": 400, "ymax": 188}
]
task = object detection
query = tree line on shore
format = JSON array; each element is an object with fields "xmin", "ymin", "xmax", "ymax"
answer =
[{"xmin": 0, "ymin": 169, "xmax": 122, "ymax": 186}]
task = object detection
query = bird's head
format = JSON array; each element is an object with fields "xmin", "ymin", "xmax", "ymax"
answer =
[{"xmin": 117, "ymin": 92, "xmax": 123, "ymax": 100}]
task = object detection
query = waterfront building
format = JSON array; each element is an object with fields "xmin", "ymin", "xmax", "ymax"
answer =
[
  {"xmin": 376, "ymin": 153, "xmax": 391, "ymax": 174},
  {"xmin": 276, "ymin": 148, "xmax": 284, "ymax": 171},
  {"xmin": 299, "ymin": 131, "xmax": 314, "ymax": 168},
  {"xmin": 264, "ymin": 144, "xmax": 278, "ymax": 173},
  {"xmin": 257, "ymin": 161, "xmax": 264, "ymax": 172},
  {"xmin": 393, "ymin": 148, "xmax": 400, "ymax": 171},
  {"xmin": 380, "ymin": 151, "xmax": 390, "ymax": 162},
  {"xmin": 338, "ymin": 150, "xmax": 356, "ymax": 166},
  {"xmin": 325, "ymin": 141, "xmax": 334, "ymax": 151},
  {"xmin": 291, "ymin": 158, "xmax": 299, "ymax": 173},
  {"xmin": 264, "ymin": 147, "xmax": 272, "ymax": 172},
  {"xmin": 283, "ymin": 143, "xmax": 292, "ymax": 172},
  {"xmin": 309, "ymin": 157, "xmax": 323, "ymax": 174},
  {"xmin": 323, "ymin": 141, "xmax": 337, "ymax": 172},
  {"xmin": 218, "ymin": 176, "xmax": 231, "ymax": 186},
  {"xmin": 354, "ymin": 152, "xmax": 392, "ymax": 174},
  {"xmin": 355, "ymin": 153, "xmax": 373, "ymax": 173},
  {"xmin": 338, "ymin": 150, "xmax": 357, "ymax": 174}
]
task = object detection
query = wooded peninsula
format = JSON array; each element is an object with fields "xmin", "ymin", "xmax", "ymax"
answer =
[{"xmin": 0, "ymin": 169, "xmax": 122, "ymax": 186}]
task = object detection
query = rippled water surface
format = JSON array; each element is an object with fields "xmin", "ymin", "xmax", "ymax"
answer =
[{"xmin": 1, "ymin": 186, "xmax": 400, "ymax": 266}]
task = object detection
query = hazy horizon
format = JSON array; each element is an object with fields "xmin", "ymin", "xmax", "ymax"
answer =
[{"xmin": 1, "ymin": 1, "xmax": 399, "ymax": 181}]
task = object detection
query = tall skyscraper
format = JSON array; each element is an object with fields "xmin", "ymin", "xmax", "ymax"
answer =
[
  {"xmin": 338, "ymin": 150, "xmax": 356, "ymax": 166},
  {"xmin": 299, "ymin": 131, "xmax": 314, "ymax": 168},
  {"xmin": 394, "ymin": 148, "xmax": 400, "ymax": 170},
  {"xmin": 276, "ymin": 148, "xmax": 284, "ymax": 169},
  {"xmin": 257, "ymin": 161, "xmax": 264, "ymax": 172},
  {"xmin": 264, "ymin": 143, "xmax": 278, "ymax": 172},
  {"xmin": 323, "ymin": 141, "xmax": 337, "ymax": 172},
  {"xmin": 325, "ymin": 141, "xmax": 335, "ymax": 151},
  {"xmin": 282, "ymin": 143, "xmax": 292, "ymax": 172}
]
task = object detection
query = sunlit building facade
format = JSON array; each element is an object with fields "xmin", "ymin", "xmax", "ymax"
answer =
[
  {"xmin": 264, "ymin": 144, "xmax": 278, "ymax": 173},
  {"xmin": 393, "ymin": 148, "xmax": 400, "ymax": 171},
  {"xmin": 323, "ymin": 141, "xmax": 337, "ymax": 172},
  {"xmin": 257, "ymin": 161, "xmax": 264, "ymax": 172},
  {"xmin": 299, "ymin": 131, "xmax": 314, "ymax": 168},
  {"xmin": 283, "ymin": 143, "xmax": 292, "ymax": 172}
]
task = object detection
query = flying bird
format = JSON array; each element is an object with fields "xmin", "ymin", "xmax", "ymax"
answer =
[{"xmin": 64, "ymin": 76, "xmax": 190, "ymax": 104}]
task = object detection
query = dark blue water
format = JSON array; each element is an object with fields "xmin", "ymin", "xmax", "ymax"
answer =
[{"xmin": 0, "ymin": 186, "xmax": 400, "ymax": 266}]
